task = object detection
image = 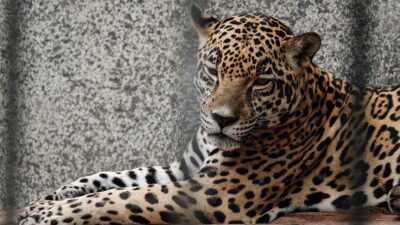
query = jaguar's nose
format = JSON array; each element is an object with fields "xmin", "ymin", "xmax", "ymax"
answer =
[{"xmin": 211, "ymin": 112, "xmax": 239, "ymax": 129}]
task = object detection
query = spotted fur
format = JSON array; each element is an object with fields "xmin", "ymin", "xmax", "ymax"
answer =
[{"xmin": 19, "ymin": 6, "xmax": 400, "ymax": 224}]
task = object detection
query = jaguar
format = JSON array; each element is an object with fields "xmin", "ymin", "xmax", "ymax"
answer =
[{"xmin": 18, "ymin": 5, "xmax": 400, "ymax": 224}]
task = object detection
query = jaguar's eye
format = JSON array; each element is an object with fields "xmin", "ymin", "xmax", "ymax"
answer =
[
  {"xmin": 254, "ymin": 78, "xmax": 271, "ymax": 86},
  {"xmin": 253, "ymin": 77, "xmax": 274, "ymax": 92}
]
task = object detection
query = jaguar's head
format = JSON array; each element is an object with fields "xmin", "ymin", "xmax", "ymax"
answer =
[{"xmin": 191, "ymin": 6, "xmax": 321, "ymax": 150}]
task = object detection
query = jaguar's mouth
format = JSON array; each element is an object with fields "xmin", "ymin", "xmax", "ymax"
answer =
[{"xmin": 207, "ymin": 133, "xmax": 242, "ymax": 150}]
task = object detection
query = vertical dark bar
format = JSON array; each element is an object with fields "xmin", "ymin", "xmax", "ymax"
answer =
[
  {"xmin": 4, "ymin": 0, "xmax": 20, "ymax": 223},
  {"xmin": 348, "ymin": 0, "xmax": 373, "ymax": 86},
  {"xmin": 347, "ymin": 0, "xmax": 373, "ymax": 224}
]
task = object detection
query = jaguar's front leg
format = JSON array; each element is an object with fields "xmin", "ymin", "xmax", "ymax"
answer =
[
  {"xmin": 40, "ymin": 128, "xmax": 213, "ymax": 201},
  {"xmin": 43, "ymin": 164, "xmax": 185, "ymax": 201},
  {"xmin": 20, "ymin": 172, "xmax": 221, "ymax": 225}
]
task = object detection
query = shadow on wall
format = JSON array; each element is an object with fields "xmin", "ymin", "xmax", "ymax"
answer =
[{"xmin": 0, "ymin": 0, "xmax": 399, "ymax": 209}]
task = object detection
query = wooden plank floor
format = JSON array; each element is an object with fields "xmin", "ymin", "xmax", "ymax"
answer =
[
  {"xmin": 1, "ymin": 208, "xmax": 399, "ymax": 224},
  {"xmin": 272, "ymin": 208, "xmax": 400, "ymax": 225}
]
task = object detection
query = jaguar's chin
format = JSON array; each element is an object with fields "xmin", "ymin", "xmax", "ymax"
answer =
[{"xmin": 207, "ymin": 133, "xmax": 242, "ymax": 151}]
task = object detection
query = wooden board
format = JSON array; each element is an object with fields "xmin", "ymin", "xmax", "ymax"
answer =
[
  {"xmin": 1, "ymin": 208, "xmax": 399, "ymax": 225},
  {"xmin": 272, "ymin": 208, "xmax": 400, "ymax": 225}
]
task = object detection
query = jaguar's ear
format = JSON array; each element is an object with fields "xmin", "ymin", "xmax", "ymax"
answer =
[
  {"xmin": 283, "ymin": 32, "xmax": 321, "ymax": 68},
  {"xmin": 191, "ymin": 5, "xmax": 219, "ymax": 48}
]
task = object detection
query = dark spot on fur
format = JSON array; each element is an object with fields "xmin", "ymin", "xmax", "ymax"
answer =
[
  {"xmin": 129, "ymin": 215, "xmax": 150, "ymax": 224},
  {"xmin": 214, "ymin": 211, "xmax": 226, "ymax": 223},
  {"xmin": 145, "ymin": 193, "xmax": 159, "ymax": 204},
  {"xmin": 256, "ymin": 214, "xmax": 270, "ymax": 223},
  {"xmin": 304, "ymin": 192, "xmax": 330, "ymax": 206},
  {"xmin": 194, "ymin": 210, "xmax": 212, "ymax": 223},
  {"xmin": 112, "ymin": 177, "xmax": 126, "ymax": 187},
  {"xmin": 172, "ymin": 195, "xmax": 188, "ymax": 209},
  {"xmin": 159, "ymin": 211, "xmax": 182, "ymax": 223},
  {"xmin": 125, "ymin": 203, "xmax": 143, "ymax": 213},
  {"xmin": 207, "ymin": 197, "xmax": 223, "ymax": 207},
  {"xmin": 119, "ymin": 191, "xmax": 130, "ymax": 200}
]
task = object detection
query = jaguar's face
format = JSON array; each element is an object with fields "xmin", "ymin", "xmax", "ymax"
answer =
[{"xmin": 191, "ymin": 6, "xmax": 321, "ymax": 150}]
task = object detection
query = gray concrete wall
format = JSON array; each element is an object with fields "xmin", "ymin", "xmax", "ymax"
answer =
[
  {"xmin": 13, "ymin": 0, "xmax": 192, "ymax": 207},
  {"xmin": 0, "ymin": 0, "xmax": 8, "ymax": 210},
  {"xmin": 0, "ymin": 0, "xmax": 398, "ymax": 209}
]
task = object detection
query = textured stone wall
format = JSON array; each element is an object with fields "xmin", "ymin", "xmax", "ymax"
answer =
[
  {"xmin": 12, "ymin": 0, "xmax": 193, "ymax": 207},
  {"xmin": 0, "ymin": 0, "xmax": 8, "ymax": 210},
  {"xmin": 0, "ymin": 0, "xmax": 398, "ymax": 209}
]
